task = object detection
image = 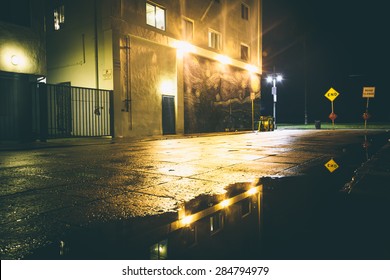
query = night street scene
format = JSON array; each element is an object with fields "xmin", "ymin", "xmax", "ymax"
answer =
[{"xmin": 1, "ymin": 0, "xmax": 390, "ymax": 263}]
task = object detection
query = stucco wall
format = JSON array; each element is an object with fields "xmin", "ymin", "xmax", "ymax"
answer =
[
  {"xmin": 116, "ymin": 36, "xmax": 177, "ymax": 137},
  {"xmin": 46, "ymin": 0, "xmax": 113, "ymax": 90},
  {"xmin": 0, "ymin": 23, "xmax": 46, "ymax": 75}
]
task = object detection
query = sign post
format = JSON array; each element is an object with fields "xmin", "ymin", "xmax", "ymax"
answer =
[
  {"xmin": 251, "ymin": 92, "xmax": 255, "ymax": 131},
  {"xmin": 324, "ymin": 87, "xmax": 340, "ymax": 129},
  {"xmin": 362, "ymin": 87, "xmax": 375, "ymax": 130}
]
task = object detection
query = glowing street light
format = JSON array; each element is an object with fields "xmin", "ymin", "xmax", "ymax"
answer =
[{"xmin": 266, "ymin": 71, "xmax": 283, "ymax": 129}]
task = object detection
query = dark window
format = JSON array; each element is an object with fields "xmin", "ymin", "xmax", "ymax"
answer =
[
  {"xmin": 182, "ymin": 18, "xmax": 194, "ymax": 41},
  {"xmin": 241, "ymin": 44, "xmax": 249, "ymax": 61},
  {"xmin": 241, "ymin": 197, "xmax": 251, "ymax": 217},
  {"xmin": 182, "ymin": 226, "xmax": 197, "ymax": 247},
  {"xmin": 241, "ymin": 3, "xmax": 249, "ymax": 20},
  {"xmin": 210, "ymin": 212, "xmax": 223, "ymax": 234}
]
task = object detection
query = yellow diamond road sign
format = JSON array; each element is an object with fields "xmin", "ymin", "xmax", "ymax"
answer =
[
  {"xmin": 325, "ymin": 159, "xmax": 339, "ymax": 173},
  {"xmin": 324, "ymin": 87, "xmax": 340, "ymax": 101}
]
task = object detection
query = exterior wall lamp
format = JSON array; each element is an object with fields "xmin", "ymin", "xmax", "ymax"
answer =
[{"xmin": 11, "ymin": 55, "xmax": 20, "ymax": 66}]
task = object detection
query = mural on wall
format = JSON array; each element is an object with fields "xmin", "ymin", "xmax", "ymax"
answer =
[{"xmin": 184, "ymin": 54, "xmax": 260, "ymax": 133}]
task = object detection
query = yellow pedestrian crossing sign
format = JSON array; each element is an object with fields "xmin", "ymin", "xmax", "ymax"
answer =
[
  {"xmin": 324, "ymin": 87, "xmax": 340, "ymax": 101},
  {"xmin": 325, "ymin": 158, "xmax": 339, "ymax": 173}
]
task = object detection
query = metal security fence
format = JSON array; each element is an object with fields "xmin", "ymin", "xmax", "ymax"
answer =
[
  {"xmin": 32, "ymin": 83, "xmax": 114, "ymax": 140},
  {"xmin": 0, "ymin": 73, "xmax": 31, "ymax": 141}
]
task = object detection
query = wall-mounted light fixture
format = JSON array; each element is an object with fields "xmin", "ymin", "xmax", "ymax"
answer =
[
  {"xmin": 160, "ymin": 80, "xmax": 175, "ymax": 95},
  {"xmin": 215, "ymin": 54, "xmax": 231, "ymax": 65},
  {"xmin": 245, "ymin": 64, "xmax": 258, "ymax": 73},
  {"xmin": 1, "ymin": 45, "xmax": 32, "ymax": 73},
  {"xmin": 173, "ymin": 41, "xmax": 196, "ymax": 57},
  {"xmin": 10, "ymin": 55, "xmax": 20, "ymax": 66}
]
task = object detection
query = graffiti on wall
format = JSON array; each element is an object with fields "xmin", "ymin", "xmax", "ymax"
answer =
[{"xmin": 184, "ymin": 54, "xmax": 260, "ymax": 133}]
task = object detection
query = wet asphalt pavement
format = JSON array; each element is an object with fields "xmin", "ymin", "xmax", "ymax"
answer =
[{"xmin": 0, "ymin": 129, "xmax": 389, "ymax": 260}]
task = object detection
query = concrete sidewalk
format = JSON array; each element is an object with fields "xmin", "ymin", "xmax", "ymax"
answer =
[{"xmin": 1, "ymin": 129, "xmax": 389, "ymax": 259}]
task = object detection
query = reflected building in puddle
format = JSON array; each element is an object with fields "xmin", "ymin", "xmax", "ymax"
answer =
[
  {"xmin": 31, "ymin": 182, "xmax": 263, "ymax": 259},
  {"xmin": 149, "ymin": 183, "xmax": 262, "ymax": 259}
]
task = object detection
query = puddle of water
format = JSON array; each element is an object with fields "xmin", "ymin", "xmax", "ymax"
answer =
[{"xmin": 27, "ymin": 181, "xmax": 263, "ymax": 259}]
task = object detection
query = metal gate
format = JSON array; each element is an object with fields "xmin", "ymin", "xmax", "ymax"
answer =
[{"xmin": 32, "ymin": 83, "xmax": 114, "ymax": 140}]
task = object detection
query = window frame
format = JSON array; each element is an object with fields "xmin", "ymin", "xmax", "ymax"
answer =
[
  {"xmin": 182, "ymin": 225, "xmax": 197, "ymax": 247},
  {"xmin": 182, "ymin": 17, "xmax": 194, "ymax": 42},
  {"xmin": 208, "ymin": 29, "xmax": 222, "ymax": 50},
  {"xmin": 53, "ymin": 5, "xmax": 65, "ymax": 31},
  {"xmin": 240, "ymin": 43, "xmax": 250, "ymax": 61},
  {"xmin": 241, "ymin": 3, "xmax": 249, "ymax": 21},
  {"xmin": 241, "ymin": 197, "xmax": 252, "ymax": 218},
  {"xmin": 150, "ymin": 239, "xmax": 168, "ymax": 259},
  {"xmin": 210, "ymin": 211, "xmax": 224, "ymax": 235},
  {"xmin": 146, "ymin": 2, "xmax": 166, "ymax": 31}
]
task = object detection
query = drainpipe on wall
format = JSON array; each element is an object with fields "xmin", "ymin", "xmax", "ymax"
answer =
[
  {"xmin": 200, "ymin": 0, "xmax": 215, "ymax": 22},
  {"xmin": 94, "ymin": 0, "xmax": 101, "ymax": 118},
  {"xmin": 94, "ymin": 0, "xmax": 100, "ymax": 91},
  {"xmin": 125, "ymin": 35, "xmax": 133, "ymax": 129}
]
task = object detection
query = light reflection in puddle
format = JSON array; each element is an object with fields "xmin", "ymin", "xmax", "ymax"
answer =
[{"xmin": 28, "ymin": 181, "xmax": 264, "ymax": 260}]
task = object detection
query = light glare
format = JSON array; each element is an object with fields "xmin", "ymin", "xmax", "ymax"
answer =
[
  {"xmin": 216, "ymin": 54, "xmax": 231, "ymax": 65},
  {"xmin": 220, "ymin": 199, "xmax": 230, "ymax": 208},
  {"xmin": 181, "ymin": 215, "xmax": 193, "ymax": 226},
  {"xmin": 245, "ymin": 64, "xmax": 258, "ymax": 73},
  {"xmin": 11, "ymin": 55, "xmax": 20, "ymax": 65},
  {"xmin": 160, "ymin": 80, "xmax": 175, "ymax": 95},
  {"xmin": 247, "ymin": 187, "xmax": 258, "ymax": 196}
]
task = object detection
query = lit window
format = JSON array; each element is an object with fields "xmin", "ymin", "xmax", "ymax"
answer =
[
  {"xmin": 208, "ymin": 30, "xmax": 222, "ymax": 50},
  {"xmin": 241, "ymin": 3, "xmax": 249, "ymax": 20},
  {"xmin": 210, "ymin": 212, "xmax": 223, "ymax": 234},
  {"xmin": 146, "ymin": 2, "xmax": 166, "ymax": 31},
  {"xmin": 182, "ymin": 18, "xmax": 194, "ymax": 41},
  {"xmin": 54, "ymin": 5, "xmax": 65, "ymax": 30},
  {"xmin": 150, "ymin": 239, "xmax": 168, "ymax": 259},
  {"xmin": 241, "ymin": 44, "xmax": 249, "ymax": 61}
]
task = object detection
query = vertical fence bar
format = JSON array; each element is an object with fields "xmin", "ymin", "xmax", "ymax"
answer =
[
  {"xmin": 110, "ymin": 90, "xmax": 114, "ymax": 137},
  {"xmin": 87, "ymin": 88, "xmax": 90, "ymax": 135}
]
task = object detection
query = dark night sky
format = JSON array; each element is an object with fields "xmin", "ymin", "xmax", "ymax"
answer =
[{"xmin": 261, "ymin": 0, "xmax": 389, "ymax": 123}]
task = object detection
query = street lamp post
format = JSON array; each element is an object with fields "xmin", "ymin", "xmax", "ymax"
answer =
[{"xmin": 266, "ymin": 71, "xmax": 283, "ymax": 129}]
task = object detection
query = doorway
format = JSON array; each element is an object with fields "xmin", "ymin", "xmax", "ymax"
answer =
[{"xmin": 162, "ymin": 95, "xmax": 175, "ymax": 135}]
